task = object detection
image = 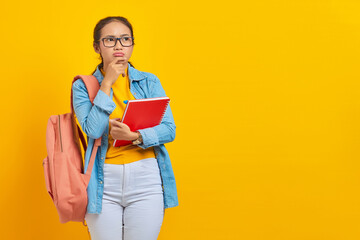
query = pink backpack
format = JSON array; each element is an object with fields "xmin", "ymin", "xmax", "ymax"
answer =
[{"xmin": 43, "ymin": 75, "xmax": 101, "ymax": 224}]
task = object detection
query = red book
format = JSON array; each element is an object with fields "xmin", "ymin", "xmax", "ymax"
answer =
[{"xmin": 113, "ymin": 96, "xmax": 170, "ymax": 147}]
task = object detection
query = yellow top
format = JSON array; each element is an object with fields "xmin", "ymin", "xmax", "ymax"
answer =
[{"xmin": 100, "ymin": 67, "xmax": 155, "ymax": 164}]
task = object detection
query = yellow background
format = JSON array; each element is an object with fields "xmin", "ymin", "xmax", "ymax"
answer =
[{"xmin": 1, "ymin": 0, "xmax": 360, "ymax": 239}]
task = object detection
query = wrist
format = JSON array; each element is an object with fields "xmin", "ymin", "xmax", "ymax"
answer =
[
  {"xmin": 132, "ymin": 131, "xmax": 143, "ymax": 145},
  {"xmin": 101, "ymin": 80, "xmax": 112, "ymax": 89},
  {"xmin": 131, "ymin": 131, "xmax": 140, "ymax": 141}
]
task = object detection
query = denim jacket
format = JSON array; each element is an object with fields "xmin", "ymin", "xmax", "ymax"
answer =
[{"xmin": 72, "ymin": 62, "xmax": 178, "ymax": 213}]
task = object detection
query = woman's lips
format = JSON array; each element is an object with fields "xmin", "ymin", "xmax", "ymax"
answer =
[{"xmin": 113, "ymin": 52, "xmax": 124, "ymax": 57}]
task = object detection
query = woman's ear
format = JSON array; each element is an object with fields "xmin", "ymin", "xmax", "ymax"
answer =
[{"xmin": 93, "ymin": 42, "xmax": 100, "ymax": 54}]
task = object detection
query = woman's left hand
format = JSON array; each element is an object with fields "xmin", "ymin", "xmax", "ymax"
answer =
[{"xmin": 109, "ymin": 119, "xmax": 138, "ymax": 141}]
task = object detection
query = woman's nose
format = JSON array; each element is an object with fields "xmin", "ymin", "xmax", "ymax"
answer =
[{"xmin": 114, "ymin": 39, "xmax": 123, "ymax": 49}]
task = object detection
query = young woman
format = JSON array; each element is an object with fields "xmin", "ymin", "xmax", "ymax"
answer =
[{"xmin": 72, "ymin": 16, "xmax": 178, "ymax": 240}]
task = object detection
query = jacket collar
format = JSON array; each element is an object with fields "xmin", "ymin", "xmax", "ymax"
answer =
[{"xmin": 93, "ymin": 62, "xmax": 147, "ymax": 85}]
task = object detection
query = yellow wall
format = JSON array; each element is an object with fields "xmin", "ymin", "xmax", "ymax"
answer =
[{"xmin": 1, "ymin": 0, "xmax": 360, "ymax": 239}]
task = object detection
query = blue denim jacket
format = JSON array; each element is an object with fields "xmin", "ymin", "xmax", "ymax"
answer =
[{"xmin": 72, "ymin": 63, "xmax": 178, "ymax": 213}]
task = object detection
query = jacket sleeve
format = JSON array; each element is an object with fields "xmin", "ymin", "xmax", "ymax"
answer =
[
  {"xmin": 72, "ymin": 79, "xmax": 116, "ymax": 139},
  {"xmin": 137, "ymin": 76, "xmax": 176, "ymax": 149}
]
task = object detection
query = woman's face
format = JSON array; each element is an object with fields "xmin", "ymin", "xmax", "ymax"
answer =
[{"xmin": 94, "ymin": 21, "xmax": 134, "ymax": 71}]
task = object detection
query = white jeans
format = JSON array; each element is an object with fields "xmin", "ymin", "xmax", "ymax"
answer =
[{"xmin": 85, "ymin": 158, "xmax": 164, "ymax": 240}]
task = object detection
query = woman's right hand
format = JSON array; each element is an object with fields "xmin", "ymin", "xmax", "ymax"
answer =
[{"xmin": 102, "ymin": 58, "xmax": 127, "ymax": 86}]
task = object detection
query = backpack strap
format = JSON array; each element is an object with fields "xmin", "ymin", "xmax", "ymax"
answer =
[{"xmin": 71, "ymin": 75, "xmax": 102, "ymax": 185}]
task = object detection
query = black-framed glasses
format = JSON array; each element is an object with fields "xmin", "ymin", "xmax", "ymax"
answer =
[{"xmin": 100, "ymin": 36, "xmax": 134, "ymax": 47}]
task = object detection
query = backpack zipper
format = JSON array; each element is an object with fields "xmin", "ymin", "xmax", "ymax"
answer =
[{"xmin": 58, "ymin": 115, "xmax": 63, "ymax": 152}]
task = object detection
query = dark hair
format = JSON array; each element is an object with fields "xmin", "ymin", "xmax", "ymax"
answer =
[{"xmin": 92, "ymin": 16, "xmax": 135, "ymax": 74}]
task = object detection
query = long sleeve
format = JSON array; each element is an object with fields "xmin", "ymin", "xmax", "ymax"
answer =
[
  {"xmin": 137, "ymin": 76, "xmax": 176, "ymax": 149},
  {"xmin": 72, "ymin": 79, "xmax": 116, "ymax": 139}
]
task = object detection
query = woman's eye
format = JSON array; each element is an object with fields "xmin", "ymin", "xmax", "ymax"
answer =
[
  {"xmin": 106, "ymin": 38, "xmax": 115, "ymax": 42},
  {"xmin": 123, "ymin": 37, "xmax": 130, "ymax": 41}
]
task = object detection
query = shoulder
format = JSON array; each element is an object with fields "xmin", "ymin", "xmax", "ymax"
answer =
[
  {"xmin": 130, "ymin": 66, "xmax": 159, "ymax": 83},
  {"xmin": 72, "ymin": 74, "xmax": 99, "ymax": 91},
  {"xmin": 72, "ymin": 78, "xmax": 86, "ymax": 89},
  {"xmin": 72, "ymin": 77, "xmax": 89, "ymax": 97},
  {"xmin": 141, "ymin": 71, "xmax": 158, "ymax": 81}
]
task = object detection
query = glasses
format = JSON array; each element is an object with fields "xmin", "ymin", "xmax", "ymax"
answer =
[{"xmin": 100, "ymin": 36, "xmax": 134, "ymax": 47}]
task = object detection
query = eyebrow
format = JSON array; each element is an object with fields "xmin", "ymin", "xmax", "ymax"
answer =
[{"xmin": 104, "ymin": 34, "xmax": 131, "ymax": 37}]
